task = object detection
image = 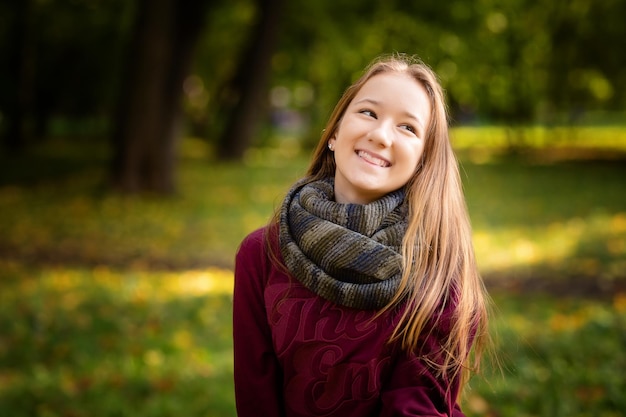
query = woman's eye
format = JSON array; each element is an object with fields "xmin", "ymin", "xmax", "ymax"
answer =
[
  {"xmin": 400, "ymin": 124, "xmax": 416, "ymax": 134},
  {"xmin": 359, "ymin": 109, "xmax": 376, "ymax": 118}
]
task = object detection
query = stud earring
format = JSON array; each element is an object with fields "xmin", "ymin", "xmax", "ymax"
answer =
[{"xmin": 328, "ymin": 143, "xmax": 334, "ymax": 151}]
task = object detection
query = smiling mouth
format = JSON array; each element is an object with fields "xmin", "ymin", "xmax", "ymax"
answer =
[{"xmin": 356, "ymin": 150, "xmax": 391, "ymax": 167}]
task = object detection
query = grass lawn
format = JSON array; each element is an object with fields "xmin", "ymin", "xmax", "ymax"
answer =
[{"xmin": 1, "ymin": 127, "xmax": 625, "ymax": 416}]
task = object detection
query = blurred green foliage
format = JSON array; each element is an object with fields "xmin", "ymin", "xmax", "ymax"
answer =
[
  {"xmin": 466, "ymin": 294, "xmax": 626, "ymax": 417},
  {"xmin": 1, "ymin": 0, "xmax": 625, "ymax": 148}
]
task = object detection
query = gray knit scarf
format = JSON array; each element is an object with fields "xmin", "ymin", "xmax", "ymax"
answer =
[{"xmin": 279, "ymin": 178, "xmax": 408, "ymax": 310}]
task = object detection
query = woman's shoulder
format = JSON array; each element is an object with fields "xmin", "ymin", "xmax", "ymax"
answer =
[
  {"xmin": 237, "ymin": 224, "xmax": 280, "ymax": 262},
  {"xmin": 239, "ymin": 227, "xmax": 266, "ymax": 249},
  {"xmin": 235, "ymin": 224, "xmax": 288, "ymax": 294}
]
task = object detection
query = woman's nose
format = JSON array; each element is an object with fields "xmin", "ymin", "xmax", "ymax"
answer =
[{"xmin": 368, "ymin": 123, "xmax": 393, "ymax": 147}]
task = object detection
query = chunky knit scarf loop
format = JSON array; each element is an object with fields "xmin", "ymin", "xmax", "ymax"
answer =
[{"xmin": 279, "ymin": 178, "xmax": 408, "ymax": 310}]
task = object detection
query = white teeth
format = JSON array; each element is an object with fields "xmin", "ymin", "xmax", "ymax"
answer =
[{"xmin": 357, "ymin": 150, "xmax": 390, "ymax": 167}]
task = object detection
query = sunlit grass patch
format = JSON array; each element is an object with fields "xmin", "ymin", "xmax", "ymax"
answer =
[
  {"xmin": 474, "ymin": 211, "xmax": 626, "ymax": 279},
  {"xmin": 461, "ymin": 156, "xmax": 626, "ymax": 286},
  {"xmin": 452, "ymin": 125, "xmax": 626, "ymax": 153},
  {"xmin": 0, "ymin": 262, "xmax": 235, "ymax": 417},
  {"xmin": 1, "ymin": 262, "xmax": 233, "ymax": 302}
]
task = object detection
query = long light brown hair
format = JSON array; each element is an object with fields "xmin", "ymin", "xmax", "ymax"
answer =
[{"xmin": 277, "ymin": 53, "xmax": 490, "ymax": 388}]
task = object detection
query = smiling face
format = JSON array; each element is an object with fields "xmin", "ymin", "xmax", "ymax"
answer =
[{"xmin": 329, "ymin": 72, "xmax": 432, "ymax": 204}]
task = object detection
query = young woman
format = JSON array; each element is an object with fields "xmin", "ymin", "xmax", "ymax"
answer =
[{"xmin": 233, "ymin": 54, "xmax": 490, "ymax": 416}]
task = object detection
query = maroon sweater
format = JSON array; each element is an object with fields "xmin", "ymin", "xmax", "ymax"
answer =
[{"xmin": 233, "ymin": 227, "xmax": 466, "ymax": 416}]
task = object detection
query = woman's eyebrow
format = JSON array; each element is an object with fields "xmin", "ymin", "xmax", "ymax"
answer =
[
  {"xmin": 403, "ymin": 111, "xmax": 426, "ymax": 129},
  {"xmin": 353, "ymin": 98, "xmax": 380, "ymax": 106}
]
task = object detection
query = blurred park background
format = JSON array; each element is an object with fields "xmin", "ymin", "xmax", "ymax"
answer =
[{"xmin": 1, "ymin": 0, "xmax": 625, "ymax": 416}]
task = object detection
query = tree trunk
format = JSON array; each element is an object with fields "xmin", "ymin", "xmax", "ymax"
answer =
[
  {"xmin": 110, "ymin": 0, "xmax": 211, "ymax": 194},
  {"xmin": 216, "ymin": 0, "xmax": 284, "ymax": 160},
  {"xmin": 3, "ymin": 0, "xmax": 36, "ymax": 153}
]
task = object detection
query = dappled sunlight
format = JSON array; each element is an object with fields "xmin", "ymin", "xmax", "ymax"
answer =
[
  {"xmin": 548, "ymin": 303, "xmax": 615, "ymax": 333},
  {"xmin": 452, "ymin": 126, "xmax": 626, "ymax": 152},
  {"xmin": 1, "ymin": 263, "xmax": 234, "ymax": 305},
  {"xmin": 474, "ymin": 211, "xmax": 626, "ymax": 279},
  {"xmin": 613, "ymin": 293, "xmax": 626, "ymax": 313},
  {"xmin": 162, "ymin": 268, "xmax": 234, "ymax": 297}
]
